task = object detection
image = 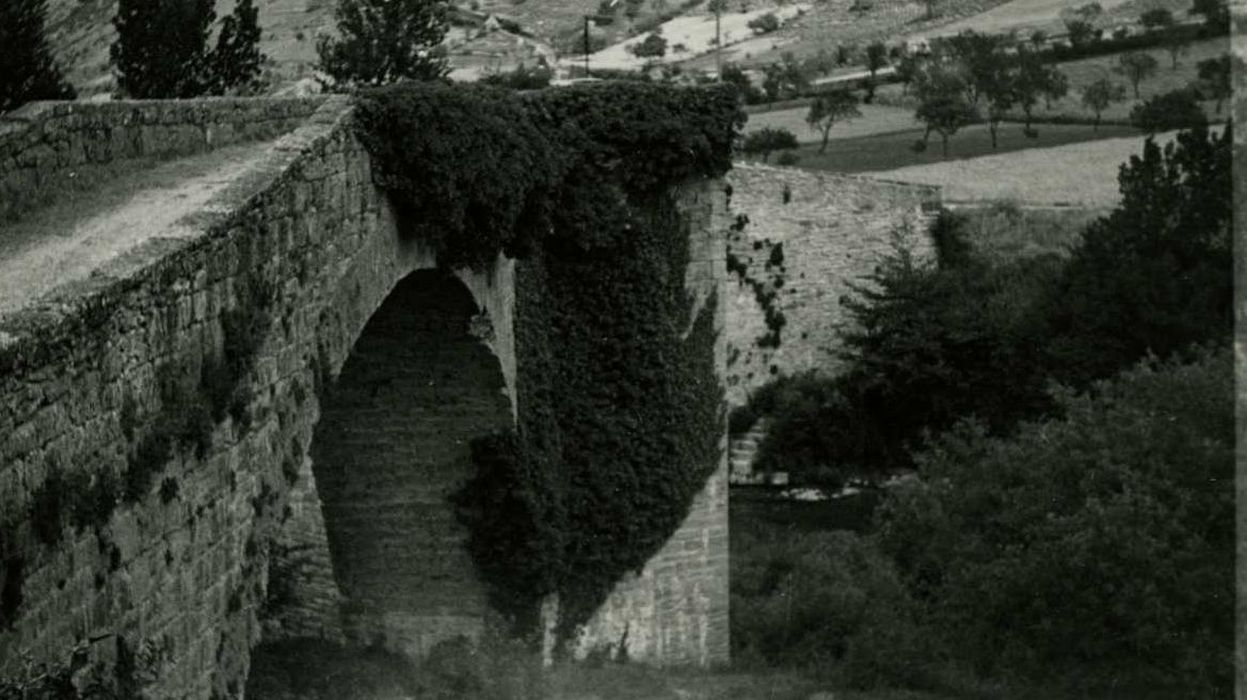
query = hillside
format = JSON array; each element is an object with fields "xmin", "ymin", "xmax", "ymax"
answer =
[{"xmin": 41, "ymin": 0, "xmax": 558, "ymax": 97}]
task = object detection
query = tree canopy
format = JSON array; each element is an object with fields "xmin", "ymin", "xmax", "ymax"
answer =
[
  {"xmin": 317, "ymin": 0, "xmax": 450, "ymax": 87},
  {"xmin": 0, "ymin": 0, "xmax": 75, "ymax": 114}
]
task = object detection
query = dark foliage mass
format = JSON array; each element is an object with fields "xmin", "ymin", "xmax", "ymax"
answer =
[
  {"xmin": 356, "ymin": 82, "xmax": 741, "ymax": 644},
  {"xmin": 0, "ymin": 0, "xmax": 75, "ymax": 114},
  {"xmin": 111, "ymin": 0, "xmax": 266, "ymax": 98},
  {"xmin": 317, "ymin": 0, "xmax": 450, "ymax": 87},
  {"xmin": 876, "ymin": 348, "xmax": 1232, "ymax": 694},
  {"xmin": 752, "ymin": 123, "xmax": 1231, "ymax": 484}
]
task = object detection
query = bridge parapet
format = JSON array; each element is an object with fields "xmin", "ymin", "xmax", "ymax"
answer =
[{"xmin": 0, "ymin": 97, "xmax": 325, "ymax": 222}]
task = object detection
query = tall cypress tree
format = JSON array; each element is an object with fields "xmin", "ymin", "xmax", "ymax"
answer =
[
  {"xmin": 317, "ymin": 0, "xmax": 450, "ymax": 87},
  {"xmin": 111, "ymin": 0, "xmax": 216, "ymax": 98},
  {"xmin": 209, "ymin": 0, "xmax": 268, "ymax": 95},
  {"xmin": 0, "ymin": 0, "xmax": 76, "ymax": 114}
]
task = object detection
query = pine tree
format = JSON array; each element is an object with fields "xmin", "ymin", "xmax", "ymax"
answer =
[
  {"xmin": 317, "ymin": 0, "xmax": 451, "ymax": 87},
  {"xmin": 209, "ymin": 0, "xmax": 267, "ymax": 95},
  {"xmin": 0, "ymin": 0, "xmax": 76, "ymax": 114},
  {"xmin": 111, "ymin": 0, "xmax": 216, "ymax": 98}
]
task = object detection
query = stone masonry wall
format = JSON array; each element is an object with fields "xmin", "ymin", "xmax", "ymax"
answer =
[
  {"xmin": 0, "ymin": 97, "xmax": 325, "ymax": 222},
  {"xmin": 0, "ymin": 94, "xmax": 730, "ymax": 696},
  {"xmin": 571, "ymin": 179, "xmax": 731, "ymax": 667},
  {"xmin": 0, "ymin": 96, "xmax": 515, "ymax": 698},
  {"xmin": 723, "ymin": 164, "xmax": 941, "ymax": 406}
]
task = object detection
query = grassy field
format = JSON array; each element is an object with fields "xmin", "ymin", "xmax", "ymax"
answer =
[
  {"xmin": 750, "ymin": 121, "xmax": 1140, "ymax": 174},
  {"xmin": 865, "ymin": 127, "xmax": 1199, "ymax": 204},
  {"xmin": 742, "ymin": 104, "xmax": 923, "ymax": 141}
]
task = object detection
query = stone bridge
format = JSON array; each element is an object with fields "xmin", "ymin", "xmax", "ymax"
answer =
[{"xmin": 0, "ymin": 96, "xmax": 729, "ymax": 697}]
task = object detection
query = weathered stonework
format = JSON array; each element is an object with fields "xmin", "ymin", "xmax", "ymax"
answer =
[
  {"xmin": 0, "ymin": 98, "xmax": 325, "ymax": 222},
  {"xmin": 723, "ymin": 164, "xmax": 941, "ymax": 406},
  {"xmin": 0, "ymin": 95, "xmax": 729, "ymax": 697}
]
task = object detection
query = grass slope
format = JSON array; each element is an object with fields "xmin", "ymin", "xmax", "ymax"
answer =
[
  {"xmin": 751, "ymin": 121, "xmax": 1139, "ymax": 174},
  {"xmin": 865, "ymin": 127, "xmax": 1196, "ymax": 204}
]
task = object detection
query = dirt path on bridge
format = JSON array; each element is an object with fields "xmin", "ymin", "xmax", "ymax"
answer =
[{"xmin": 0, "ymin": 140, "xmax": 281, "ymax": 318}]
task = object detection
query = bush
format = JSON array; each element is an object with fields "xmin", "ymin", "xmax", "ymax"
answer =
[
  {"xmin": 747, "ymin": 12, "xmax": 779, "ymax": 34},
  {"xmin": 740, "ymin": 127, "xmax": 798, "ymax": 162},
  {"xmin": 479, "ymin": 63, "xmax": 553, "ymax": 89},
  {"xmin": 875, "ymin": 348, "xmax": 1233, "ymax": 693},
  {"xmin": 732, "ymin": 525, "xmax": 934, "ymax": 686},
  {"xmin": 630, "ymin": 31, "xmax": 667, "ymax": 58},
  {"xmin": 1128, "ymin": 87, "xmax": 1208, "ymax": 132}
]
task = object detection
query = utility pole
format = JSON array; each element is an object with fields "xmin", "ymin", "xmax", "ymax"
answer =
[{"xmin": 584, "ymin": 15, "xmax": 591, "ymax": 77}]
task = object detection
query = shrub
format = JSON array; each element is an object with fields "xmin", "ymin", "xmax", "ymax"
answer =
[{"xmin": 876, "ymin": 348, "xmax": 1233, "ymax": 693}]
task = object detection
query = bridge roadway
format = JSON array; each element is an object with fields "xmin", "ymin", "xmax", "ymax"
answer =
[{"xmin": 0, "ymin": 138, "xmax": 286, "ymax": 319}]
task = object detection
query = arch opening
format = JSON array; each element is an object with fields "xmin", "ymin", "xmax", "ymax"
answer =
[{"xmin": 309, "ymin": 269, "xmax": 512, "ymax": 657}]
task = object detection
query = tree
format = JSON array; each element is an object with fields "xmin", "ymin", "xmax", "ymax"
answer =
[
  {"xmin": 111, "ymin": 0, "xmax": 216, "ymax": 98},
  {"xmin": 1139, "ymin": 7, "xmax": 1172, "ymax": 30},
  {"xmin": 1191, "ymin": 0, "xmax": 1229, "ymax": 31},
  {"xmin": 631, "ymin": 30, "xmax": 668, "ymax": 57},
  {"xmin": 947, "ymin": 30, "xmax": 1006, "ymax": 109},
  {"xmin": 1115, "ymin": 51, "xmax": 1158, "ymax": 98},
  {"xmin": 741, "ymin": 127, "xmax": 799, "ymax": 162},
  {"xmin": 1129, "ymin": 88, "xmax": 1207, "ymax": 132},
  {"xmin": 1080, "ymin": 77, "xmax": 1126, "ymax": 129},
  {"xmin": 1064, "ymin": 19, "xmax": 1096, "ymax": 48},
  {"xmin": 317, "ymin": 0, "xmax": 450, "ymax": 87},
  {"xmin": 0, "ymin": 0, "xmax": 75, "ymax": 114},
  {"xmin": 761, "ymin": 53, "xmax": 809, "ymax": 102},
  {"xmin": 805, "ymin": 89, "xmax": 861, "ymax": 153},
  {"xmin": 922, "ymin": 0, "xmax": 937, "ymax": 19},
  {"xmin": 979, "ymin": 61, "xmax": 1014, "ymax": 149},
  {"xmin": 1161, "ymin": 31, "xmax": 1188, "ymax": 69},
  {"xmin": 747, "ymin": 12, "xmax": 780, "ymax": 34},
  {"xmin": 894, "ymin": 52, "xmax": 921, "ymax": 94},
  {"xmin": 863, "ymin": 41, "xmax": 889, "ymax": 102},
  {"xmin": 1042, "ymin": 68, "xmax": 1068, "ymax": 109},
  {"xmin": 1029, "ymin": 29, "xmax": 1048, "ymax": 49},
  {"xmin": 1046, "ymin": 123, "xmax": 1230, "ymax": 385},
  {"xmin": 1195, "ymin": 54, "xmax": 1231, "ymax": 113},
  {"xmin": 914, "ymin": 69, "xmax": 977, "ymax": 156},
  {"xmin": 1012, "ymin": 49, "xmax": 1063, "ymax": 132},
  {"xmin": 721, "ymin": 63, "xmax": 764, "ymax": 103},
  {"xmin": 208, "ymin": 0, "xmax": 266, "ymax": 95}
]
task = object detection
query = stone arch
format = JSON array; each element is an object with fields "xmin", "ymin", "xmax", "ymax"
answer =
[{"xmin": 308, "ymin": 268, "xmax": 513, "ymax": 657}]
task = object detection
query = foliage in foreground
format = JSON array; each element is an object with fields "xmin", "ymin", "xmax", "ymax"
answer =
[
  {"xmin": 877, "ymin": 348, "xmax": 1233, "ymax": 694},
  {"xmin": 749, "ymin": 123, "xmax": 1231, "ymax": 485},
  {"xmin": 734, "ymin": 350, "xmax": 1231, "ymax": 695}
]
